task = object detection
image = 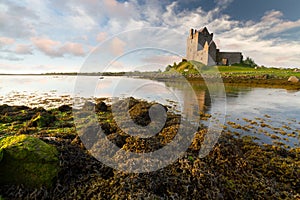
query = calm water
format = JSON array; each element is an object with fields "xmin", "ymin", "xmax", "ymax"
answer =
[{"xmin": 0, "ymin": 75, "xmax": 299, "ymax": 148}]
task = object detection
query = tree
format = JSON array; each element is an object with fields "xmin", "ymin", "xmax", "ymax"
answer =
[
  {"xmin": 243, "ymin": 57, "xmax": 257, "ymax": 67},
  {"xmin": 165, "ymin": 65, "xmax": 173, "ymax": 72}
]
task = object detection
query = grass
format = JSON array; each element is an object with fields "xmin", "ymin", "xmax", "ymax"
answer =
[
  {"xmin": 216, "ymin": 65, "xmax": 300, "ymax": 78},
  {"xmin": 165, "ymin": 60, "xmax": 300, "ymax": 78}
]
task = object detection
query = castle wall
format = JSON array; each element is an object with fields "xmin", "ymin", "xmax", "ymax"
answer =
[
  {"xmin": 208, "ymin": 42, "xmax": 217, "ymax": 66},
  {"xmin": 186, "ymin": 29, "xmax": 211, "ymax": 65},
  {"xmin": 195, "ymin": 50, "xmax": 208, "ymax": 65},
  {"xmin": 217, "ymin": 52, "xmax": 243, "ymax": 65},
  {"xmin": 186, "ymin": 29, "xmax": 199, "ymax": 61}
]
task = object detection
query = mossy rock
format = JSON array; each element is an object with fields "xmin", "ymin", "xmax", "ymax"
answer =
[
  {"xmin": 0, "ymin": 135, "xmax": 59, "ymax": 187},
  {"xmin": 28, "ymin": 112, "xmax": 57, "ymax": 127}
]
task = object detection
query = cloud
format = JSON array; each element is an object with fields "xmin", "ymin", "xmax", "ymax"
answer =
[
  {"xmin": 0, "ymin": 37, "xmax": 15, "ymax": 45},
  {"xmin": 0, "ymin": 54, "xmax": 23, "ymax": 61},
  {"xmin": 215, "ymin": 0, "xmax": 234, "ymax": 8},
  {"xmin": 15, "ymin": 44, "xmax": 33, "ymax": 55},
  {"xmin": 60, "ymin": 42, "xmax": 85, "ymax": 56},
  {"xmin": 31, "ymin": 37, "xmax": 86, "ymax": 57},
  {"xmin": 203, "ymin": 9, "xmax": 300, "ymax": 67},
  {"xmin": 102, "ymin": 0, "xmax": 132, "ymax": 18},
  {"xmin": 31, "ymin": 37, "xmax": 61, "ymax": 57},
  {"xmin": 67, "ymin": 6, "xmax": 97, "ymax": 31},
  {"xmin": 0, "ymin": 1, "xmax": 37, "ymax": 38},
  {"xmin": 96, "ymin": 32, "xmax": 108, "ymax": 42},
  {"xmin": 261, "ymin": 10, "xmax": 283, "ymax": 23},
  {"xmin": 1, "ymin": 0, "xmax": 300, "ymax": 71},
  {"xmin": 0, "ymin": 37, "xmax": 31, "ymax": 60},
  {"xmin": 141, "ymin": 55, "xmax": 182, "ymax": 65},
  {"xmin": 110, "ymin": 37, "xmax": 126, "ymax": 56}
]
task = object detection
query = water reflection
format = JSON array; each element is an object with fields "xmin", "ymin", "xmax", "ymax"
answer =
[
  {"xmin": 0, "ymin": 75, "xmax": 299, "ymax": 148},
  {"xmin": 163, "ymin": 80, "xmax": 211, "ymax": 112}
]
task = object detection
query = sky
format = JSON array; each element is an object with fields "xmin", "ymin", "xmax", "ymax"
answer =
[{"xmin": 1, "ymin": 0, "xmax": 300, "ymax": 73}]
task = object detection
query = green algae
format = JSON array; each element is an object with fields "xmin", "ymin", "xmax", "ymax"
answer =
[
  {"xmin": 0, "ymin": 135, "xmax": 59, "ymax": 187},
  {"xmin": 0, "ymin": 101, "xmax": 299, "ymax": 199}
]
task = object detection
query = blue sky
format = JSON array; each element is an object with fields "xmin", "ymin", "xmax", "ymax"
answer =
[{"xmin": 0, "ymin": 0, "xmax": 300, "ymax": 73}]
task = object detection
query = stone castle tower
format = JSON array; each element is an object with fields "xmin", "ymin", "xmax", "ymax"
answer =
[{"xmin": 186, "ymin": 27, "xmax": 243, "ymax": 66}]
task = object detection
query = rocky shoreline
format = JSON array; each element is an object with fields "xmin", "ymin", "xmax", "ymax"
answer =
[
  {"xmin": 0, "ymin": 98, "xmax": 299, "ymax": 199},
  {"xmin": 135, "ymin": 70, "xmax": 300, "ymax": 90},
  {"xmin": 159, "ymin": 76, "xmax": 300, "ymax": 90}
]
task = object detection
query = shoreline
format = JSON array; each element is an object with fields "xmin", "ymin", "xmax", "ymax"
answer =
[
  {"xmin": 153, "ymin": 76, "xmax": 300, "ymax": 90},
  {"xmin": 1, "ymin": 73, "xmax": 299, "ymax": 90}
]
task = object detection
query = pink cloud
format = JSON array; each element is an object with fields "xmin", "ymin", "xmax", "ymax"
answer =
[
  {"xmin": 102, "ymin": 0, "xmax": 132, "ymax": 18},
  {"xmin": 31, "ymin": 37, "xmax": 61, "ymax": 57},
  {"xmin": 31, "ymin": 37, "xmax": 86, "ymax": 57},
  {"xmin": 0, "ymin": 37, "xmax": 15, "ymax": 45},
  {"xmin": 61, "ymin": 42, "xmax": 85, "ymax": 56},
  {"xmin": 15, "ymin": 44, "xmax": 33, "ymax": 54},
  {"xmin": 110, "ymin": 37, "xmax": 126, "ymax": 56},
  {"xmin": 96, "ymin": 32, "xmax": 108, "ymax": 42}
]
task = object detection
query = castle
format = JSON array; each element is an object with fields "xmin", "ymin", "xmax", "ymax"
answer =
[{"xmin": 186, "ymin": 27, "xmax": 243, "ymax": 66}]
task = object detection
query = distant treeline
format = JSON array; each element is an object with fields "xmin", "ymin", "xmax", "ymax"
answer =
[
  {"xmin": 0, "ymin": 71, "xmax": 161, "ymax": 76},
  {"xmin": 43, "ymin": 71, "xmax": 160, "ymax": 76}
]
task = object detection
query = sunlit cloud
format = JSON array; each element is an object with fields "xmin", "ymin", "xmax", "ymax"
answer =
[
  {"xmin": 96, "ymin": 32, "xmax": 108, "ymax": 42},
  {"xmin": 0, "ymin": 0, "xmax": 300, "ymax": 73},
  {"xmin": 0, "ymin": 37, "xmax": 15, "ymax": 46},
  {"xmin": 110, "ymin": 37, "xmax": 126, "ymax": 56},
  {"xmin": 15, "ymin": 44, "xmax": 33, "ymax": 55},
  {"xmin": 31, "ymin": 37, "xmax": 86, "ymax": 57}
]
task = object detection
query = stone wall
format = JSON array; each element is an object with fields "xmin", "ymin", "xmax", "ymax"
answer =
[
  {"xmin": 186, "ymin": 28, "xmax": 215, "ymax": 65},
  {"xmin": 217, "ymin": 52, "xmax": 243, "ymax": 65}
]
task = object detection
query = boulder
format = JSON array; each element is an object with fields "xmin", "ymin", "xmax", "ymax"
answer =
[
  {"xmin": 288, "ymin": 76, "xmax": 300, "ymax": 83},
  {"xmin": 95, "ymin": 101, "xmax": 108, "ymax": 112},
  {"xmin": 58, "ymin": 105, "xmax": 72, "ymax": 112},
  {"xmin": 0, "ymin": 135, "xmax": 59, "ymax": 187}
]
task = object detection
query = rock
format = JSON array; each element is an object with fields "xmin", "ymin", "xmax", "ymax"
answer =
[
  {"xmin": 262, "ymin": 74, "xmax": 270, "ymax": 79},
  {"xmin": 28, "ymin": 112, "xmax": 57, "ymax": 127},
  {"xmin": 288, "ymin": 76, "xmax": 300, "ymax": 83},
  {"xmin": 58, "ymin": 105, "xmax": 72, "ymax": 112},
  {"xmin": 0, "ymin": 135, "xmax": 59, "ymax": 187},
  {"xmin": 0, "ymin": 105, "xmax": 30, "ymax": 114},
  {"xmin": 294, "ymin": 68, "xmax": 300, "ymax": 72},
  {"xmin": 83, "ymin": 101, "xmax": 95, "ymax": 111},
  {"xmin": 95, "ymin": 101, "xmax": 108, "ymax": 112},
  {"xmin": 128, "ymin": 102, "xmax": 152, "ymax": 126}
]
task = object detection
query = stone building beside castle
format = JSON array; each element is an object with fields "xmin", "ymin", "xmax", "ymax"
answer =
[{"xmin": 186, "ymin": 27, "xmax": 243, "ymax": 66}]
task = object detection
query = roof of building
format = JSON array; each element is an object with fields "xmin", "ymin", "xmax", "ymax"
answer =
[{"xmin": 198, "ymin": 27, "xmax": 209, "ymax": 33}]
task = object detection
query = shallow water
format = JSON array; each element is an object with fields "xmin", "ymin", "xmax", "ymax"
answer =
[{"xmin": 0, "ymin": 75, "xmax": 299, "ymax": 147}]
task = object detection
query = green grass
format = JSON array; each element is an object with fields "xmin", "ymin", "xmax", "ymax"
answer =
[
  {"xmin": 165, "ymin": 60, "xmax": 300, "ymax": 78},
  {"xmin": 216, "ymin": 65, "xmax": 299, "ymax": 78}
]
